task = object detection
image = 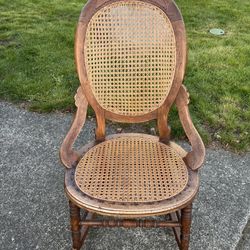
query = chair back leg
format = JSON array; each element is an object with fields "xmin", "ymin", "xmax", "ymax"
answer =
[
  {"xmin": 69, "ymin": 201, "xmax": 81, "ymax": 250},
  {"xmin": 180, "ymin": 203, "xmax": 192, "ymax": 250}
]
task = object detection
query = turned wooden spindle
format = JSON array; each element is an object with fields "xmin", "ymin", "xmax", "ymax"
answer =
[
  {"xmin": 181, "ymin": 204, "xmax": 193, "ymax": 250},
  {"xmin": 69, "ymin": 201, "xmax": 81, "ymax": 250}
]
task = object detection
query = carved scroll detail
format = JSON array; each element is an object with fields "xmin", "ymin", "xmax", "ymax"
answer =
[
  {"xmin": 175, "ymin": 85, "xmax": 205, "ymax": 170},
  {"xmin": 175, "ymin": 84, "xmax": 190, "ymax": 106},
  {"xmin": 74, "ymin": 86, "xmax": 85, "ymax": 107},
  {"xmin": 60, "ymin": 87, "xmax": 88, "ymax": 168}
]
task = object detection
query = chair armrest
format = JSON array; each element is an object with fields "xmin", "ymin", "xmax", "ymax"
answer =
[
  {"xmin": 60, "ymin": 87, "xmax": 88, "ymax": 168},
  {"xmin": 175, "ymin": 85, "xmax": 205, "ymax": 170}
]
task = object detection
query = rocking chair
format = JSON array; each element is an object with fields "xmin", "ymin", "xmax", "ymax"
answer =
[{"xmin": 60, "ymin": 0, "xmax": 205, "ymax": 249}]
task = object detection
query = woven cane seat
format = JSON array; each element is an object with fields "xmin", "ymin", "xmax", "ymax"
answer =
[{"xmin": 75, "ymin": 135, "xmax": 188, "ymax": 203}]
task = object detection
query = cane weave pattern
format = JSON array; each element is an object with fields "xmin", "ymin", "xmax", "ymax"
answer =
[
  {"xmin": 75, "ymin": 136, "xmax": 188, "ymax": 203},
  {"xmin": 84, "ymin": 1, "xmax": 176, "ymax": 116}
]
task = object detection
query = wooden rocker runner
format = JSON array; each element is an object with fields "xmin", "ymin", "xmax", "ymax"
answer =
[{"xmin": 60, "ymin": 0, "xmax": 205, "ymax": 249}]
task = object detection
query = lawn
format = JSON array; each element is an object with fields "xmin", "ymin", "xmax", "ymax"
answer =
[{"xmin": 0, "ymin": 0, "xmax": 249, "ymax": 151}]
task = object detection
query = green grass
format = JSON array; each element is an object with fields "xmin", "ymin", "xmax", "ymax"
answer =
[{"xmin": 0, "ymin": 0, "xmax": 249, "ymax": 151}]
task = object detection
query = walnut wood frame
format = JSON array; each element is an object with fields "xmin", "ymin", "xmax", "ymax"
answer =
[
  {"xmin": 60, "ymin": 0, "xmax": 205, "ymax": 249},
  {"xmin": 74, "ymin": 0, "xmax": 187, "ymax": 141}
]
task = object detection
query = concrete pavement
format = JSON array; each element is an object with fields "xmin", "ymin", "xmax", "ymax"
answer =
[{"xmin": 0, "ymin": 102, "xmax": 249, "ymax": 250}]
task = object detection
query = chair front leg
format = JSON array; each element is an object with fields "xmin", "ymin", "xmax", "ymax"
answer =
[
  {"xmin": 181, "ymin": 203, "xmax": 192, "ymax": 250},
  {"xmin": 69, "ymin": 201, "xmax": 81, "ymax": 250}
]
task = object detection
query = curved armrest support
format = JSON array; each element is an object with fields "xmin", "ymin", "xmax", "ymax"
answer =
[
  {"xmin": 175, "ymin": 85, "xmax": 205, "ymax": 170},
  {"xmin": 60, "ymin": 87, "xmax": 88, "ymax": 168}
]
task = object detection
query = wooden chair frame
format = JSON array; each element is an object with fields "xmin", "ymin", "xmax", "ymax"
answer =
[{"xmin": 59, "ymin": 0, "xmax": 205, "ymax": 249}]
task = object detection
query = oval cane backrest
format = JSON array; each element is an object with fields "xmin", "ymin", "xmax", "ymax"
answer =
[
  {"xmin": 85, "ymin": 1, "xmax": 175, "ymax": 116},
  {"xmin": 75, "ymin": 0, "xmax": 186, "ymax": 123}
]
